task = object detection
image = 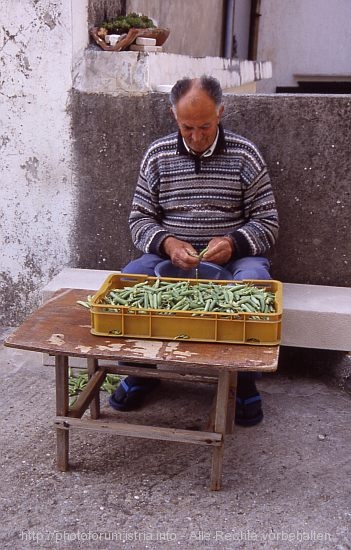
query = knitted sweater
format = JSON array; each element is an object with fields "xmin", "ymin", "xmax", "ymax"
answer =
[{"xmin": 129, "ymin": 125, "xmax": 279, "ymax": 258}]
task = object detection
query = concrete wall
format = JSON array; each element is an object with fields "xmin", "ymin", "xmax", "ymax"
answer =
[
  {"xmin": 87, "ymin": 0, "xmax": 225, "ymax": 58},
  {"xmin": 74, "ymin": 50, "xmax": 271, "ymax": 94},
  {"xmin": 0, "ymin": 0, "xmax": 77, "ymax": 324},
  {"xmin": 70, "ymin": 91, "xmax": 351, "ymax": 289},
  {"xmin": 126, "ymin": 0, "xmax": 225, "ymax": 57},
  {"xmin": 88, "ymin": 0, "xmax": 125, "ymax": 28},
  {"xmin": 233, "ymin": 0, "xmax": 251, "ymax": 59},
  {"xmin": 257, "ymin": 0, "xmax": 351, "ymax": 92}
]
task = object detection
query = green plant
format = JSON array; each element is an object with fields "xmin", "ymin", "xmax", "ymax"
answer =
[{"xmin": 102, "ymin": 12, "xmax": 156, "ymax": 34}]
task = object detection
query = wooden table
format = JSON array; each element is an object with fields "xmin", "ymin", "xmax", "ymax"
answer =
[{"xmin": 5, "ymin": 288, "xmax": 279, "ymax": 490}]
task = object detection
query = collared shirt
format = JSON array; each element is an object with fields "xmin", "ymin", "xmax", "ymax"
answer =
[{"xmin": 177, "ymin": 124, "xmax": 227, "ymax": 174}]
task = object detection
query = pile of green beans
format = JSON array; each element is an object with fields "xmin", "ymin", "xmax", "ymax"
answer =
[
  {"xmin": 101, "ymin": 279, "xmax": 276, "ymax": 315},
  {"xmin": 68, "ymin": 368, "xmax": 122, "ymax": 405}
]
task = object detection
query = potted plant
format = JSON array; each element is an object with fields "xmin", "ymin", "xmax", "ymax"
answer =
[{"xmin": 90, "ymin": 12, "xmax": 170, "ymax": 52}]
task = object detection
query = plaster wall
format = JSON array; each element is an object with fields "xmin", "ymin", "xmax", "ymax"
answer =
[
  {"xmin": 257, "ymin": 0, "xmax": 351, "ymax": 92},
  {"xmin": 0, "ymin": 0, "xmax": 80, "ymax": 324}
]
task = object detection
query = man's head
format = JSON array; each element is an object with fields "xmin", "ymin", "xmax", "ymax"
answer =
[{"xmin": 170, "ymin": 75, "xmax": 224, "ymax": 154}]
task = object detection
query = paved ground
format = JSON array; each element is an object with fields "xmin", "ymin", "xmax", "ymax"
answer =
[{"xmin": 1, "ymin": 327, "xmax": 350, "ymax": 550}]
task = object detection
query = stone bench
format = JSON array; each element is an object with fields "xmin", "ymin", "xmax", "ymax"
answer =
[{"xmin": 42, "ymin": 267, "xmax": 351, "ymax": 352}]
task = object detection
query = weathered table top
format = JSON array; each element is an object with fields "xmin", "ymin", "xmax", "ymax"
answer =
[{"xmin": 5, "ymin": 289, "xmax": 279, "ymax": 372}]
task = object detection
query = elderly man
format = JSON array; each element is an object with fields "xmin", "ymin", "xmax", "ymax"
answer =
[{"xmin": 109, "ymin": 75, "xmax": 279, "ymax": 426}]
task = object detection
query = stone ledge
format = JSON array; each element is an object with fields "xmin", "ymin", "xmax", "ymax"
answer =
[
  {"xmin": 73, "ymin": 50, "xmax": 272, "ymax": 96},
  {"xmin": 41, "ymin": 268, "xmax": 112, "ymax": 302},
  {"xmin": 282, "ymin": 283, "xmax": 351, "ymax": 351}
]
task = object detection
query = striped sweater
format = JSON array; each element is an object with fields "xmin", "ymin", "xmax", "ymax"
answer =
[{"xmin": 129, "ymin": 125, "xmax": 279, "ymax": 258}]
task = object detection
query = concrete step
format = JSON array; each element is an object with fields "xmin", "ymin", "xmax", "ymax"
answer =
[{"xmin": 281, "ymin": 282, "xmax": 351, "ymax": 351}]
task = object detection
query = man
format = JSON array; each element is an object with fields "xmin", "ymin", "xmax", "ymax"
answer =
[{"xmin": 109, "ymin": 75, "xmax": 279, "ymax": 426}]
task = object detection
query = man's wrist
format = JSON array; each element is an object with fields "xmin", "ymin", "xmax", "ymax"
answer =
[
  {"xmin": 161, "ymin": 235, "xmax": 177, "ymax": 256},
  {"xmin": 223, "ymin": 235, "xmax": 234, "ymax": 255}
]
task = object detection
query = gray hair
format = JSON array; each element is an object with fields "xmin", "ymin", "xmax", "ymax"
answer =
[{"xmin": 170, "ymin": 75, "xmax": 223, "ymax": 108}]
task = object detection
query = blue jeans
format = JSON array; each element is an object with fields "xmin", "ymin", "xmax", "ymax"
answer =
[
  {"xmin": 123, "ymin": 254, "xmax": 271, "ymax": 280},
  {"xmin": 121, "ymin": 254, "xmax": 270, "ymax": 387}
]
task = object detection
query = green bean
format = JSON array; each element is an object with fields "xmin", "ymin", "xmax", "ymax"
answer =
[
  {"xmin": 198, "ymin": 246, "xmax": 209, "ymax": 259},
  {"xmin": 99, "ymin": 279, "xmax": 277, "ymax": 315},
  {"xmin": 76, "ymin": 300, "xmax": 91, "ymax": 309},
  {"xmin": 68, "ymin": 370, "xmax": 123, "ymax": 400},
  {"xmin": 186, "ymin": 246, "xmax": 208, "ymax": 259},
  {"xmin": 186, "ymin": 250, "xmax": 199, "ymax": 258}
]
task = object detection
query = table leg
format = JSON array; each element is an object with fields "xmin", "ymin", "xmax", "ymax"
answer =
[
  {"xmin": 210, "ymin": 370, "xmax": 230, "ymax": 491},
  {"xmin": 87, "ymin": 357, "xmax": 100, "ymax": 419},
  {"xmin": 55, "ymin": 354, "xmax": 69, "ymax": 471},
  {"xmin": 206, "ymin": 371, "xmax": 237, "ymax": 434},
  {"xmin": 226, "ymin": 371, "xmax": 237, "ymax": 434}
]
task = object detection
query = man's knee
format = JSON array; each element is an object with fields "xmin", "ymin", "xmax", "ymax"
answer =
[
  {"xmin": 231, "ymin": 256, "xmax": 271, "ymax": 280},
  {"xmin": 122, "ymin": 253, "xmax": 162, "ymax": 276}
]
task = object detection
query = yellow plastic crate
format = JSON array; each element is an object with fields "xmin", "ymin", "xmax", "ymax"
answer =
[{"xmin": 90, "ymin": 273, "xmax": 283, "ymax": 345}]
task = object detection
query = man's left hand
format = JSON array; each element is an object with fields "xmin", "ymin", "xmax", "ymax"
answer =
[{"xmin": 202, "ymin": 236, "xmax": 234, "ymax": 265}]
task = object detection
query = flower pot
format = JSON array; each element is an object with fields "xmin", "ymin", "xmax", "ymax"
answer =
[{"xmin": 90, "ymin": 27, "xmax": 170, "ymax": 52}]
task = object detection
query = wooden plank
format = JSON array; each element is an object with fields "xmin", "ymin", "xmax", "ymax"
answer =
[
  {"xmin": 56, "ymin": 429, "xmax": 69, "ymax": 472},
  {"xmin": 87, "ymin": 357, "xmax": 101, "ymax": 419},
  {"xmin": 205, "ymin": 395, "xmax": 217, "ymax": 433},
  {"xmin": 207, "ymin": 372, "xmax": 237, "ymax": 434},
  {"xmin": 214, "ymin": 370, "xmax": 230, "ymax": 432},
  {"xmin": 55, "ymin": 355, "xmax": 69, "ymax": 415},
  {"xmin": 210, "ymin": 370, "xmax": 230, "ymax": 491},
  {"xmin": 69, "ymin": 367, "xmax": 106, "ymax": 419},
  {"xmin": 55, "ymin": 355, "xmax": 69, "ymax": 471},
  {"xmin": 226, "ymin": 372, "xmax": 237, "ymax": 434},
  {"xmin": 100, "ymin": 363, "xmax": 218, "ymax": 383},
  {"xmin": 55, "ymin": 417, "xmax": 222, "ymax": 446}
]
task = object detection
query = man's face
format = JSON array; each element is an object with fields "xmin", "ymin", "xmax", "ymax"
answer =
[{"xmin": 173, "ymin": 88, "xmax": 224, "ymax": 154}]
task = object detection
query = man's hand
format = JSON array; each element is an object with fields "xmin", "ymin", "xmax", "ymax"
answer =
[
  {"xmin": 162, "ymin": 237, "xmax": 200, "ymax": 269},
  {"xmin": 202, "ymin": 236, "xmax": 234, "ymax": 265}
]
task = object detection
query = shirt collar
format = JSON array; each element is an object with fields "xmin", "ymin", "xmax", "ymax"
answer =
[
  {"xmin": 177, "ymin": 124, "xmax": 226, "ymax": 157},
  {"xmin": 182, "ymin": 127, "xmax": 219, "ymax": 158}
]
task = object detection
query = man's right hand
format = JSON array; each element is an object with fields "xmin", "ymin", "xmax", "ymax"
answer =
[{"xmin": 162, "ymin": 236, "xmax": 200, "ymax": 270}]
